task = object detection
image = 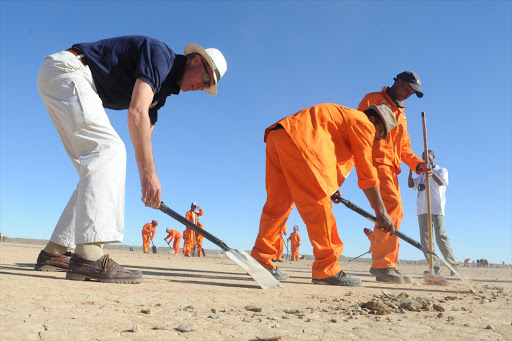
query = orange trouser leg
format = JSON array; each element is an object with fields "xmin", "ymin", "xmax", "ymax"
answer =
[
  {"xmin": 251, "ymin": 129, "xmax": 342, "ymax": 279},
  {"xmin": 370, "ymin": 167, "xmax": 403, "ymax": 269},
  {"xmin": 142, "ymin": 233, "xmax": 150, "ymax": 253},
  {"xmin": 291, "ymin": 245, "xmax": 299, "ymax": 260},
  {"xmin": 173, "ymin": 237, "xmax": 181, "ymax": 254}
]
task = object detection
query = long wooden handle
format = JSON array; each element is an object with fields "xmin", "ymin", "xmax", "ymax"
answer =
[{"xmin": 421, "ymin": 112, "xmax": 434, "ymax": 271}]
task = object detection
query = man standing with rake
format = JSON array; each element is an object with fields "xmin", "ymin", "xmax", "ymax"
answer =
[{"xmin": 358, "ymin": 71, "xmax": 429, "ymax": 284}]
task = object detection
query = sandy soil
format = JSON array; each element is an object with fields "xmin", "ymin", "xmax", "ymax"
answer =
[{"xmin": 0, "ymin": 240, "xmax": 510, "ymax": 341}]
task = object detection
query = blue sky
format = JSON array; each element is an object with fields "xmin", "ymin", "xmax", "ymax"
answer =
[{"xmin": 1, "ymin": 1, "xmax": 510, "ymax": 264}]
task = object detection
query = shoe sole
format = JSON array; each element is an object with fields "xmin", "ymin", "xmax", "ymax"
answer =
[
  {"xmin": 34, "ymin": 264, "xmax": 67, "ymax": 272},
  {"xmin": 375, "ymin": 276, "xmax": 405, "ymax": 284},
  {"xmin": 66, "ymin": 272, "xmax": 144, "ymax": 284},
  {"xmin": 311, "ymin": 279, "xmax": 362, "ymax": 286}
]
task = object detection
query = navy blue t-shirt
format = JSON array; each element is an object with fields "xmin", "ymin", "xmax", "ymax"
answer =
[{"xmin": 74, "ymin": 35, "xmax": 186, "ymax": 124}]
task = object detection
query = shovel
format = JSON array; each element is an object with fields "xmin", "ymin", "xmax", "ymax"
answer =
[
  {"xmin": 158, "ymin": 202, "xmax": 283, "ymax": 289},
  {"xmin": 152, "ymin": 241, "xmax": 157, "ymax": 254},
  {"xmin": 336, "ymin": 196, "xmax": 476, "ymax": 294}
]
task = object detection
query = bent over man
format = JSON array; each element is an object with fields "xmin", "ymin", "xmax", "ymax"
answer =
[
  {"xmin": 251, "ymin": 103, "xmax": 397, "ymax": 286},
  {"xmin": 358, "ymin": 71, "xmax": 428, "ymax": 284},
  {"xmin": 35, "ymin": 35, "xmax": 227, "ymax": 283},
  {"xmin": 164, "ymin": 228, "xmax": 182, "ymax": 255}
]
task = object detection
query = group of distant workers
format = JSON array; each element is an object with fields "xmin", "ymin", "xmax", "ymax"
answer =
[{"xmin": 141, "ymin": 203, "xmax": 205, "ymax": 257}]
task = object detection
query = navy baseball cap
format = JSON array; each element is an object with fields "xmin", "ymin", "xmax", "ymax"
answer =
[{"xmin": 395, "ymin": 71, "xmax": 423, "ymax": 98}]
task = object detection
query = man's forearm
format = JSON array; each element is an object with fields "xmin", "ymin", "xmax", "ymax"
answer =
[
  {"xmin": 128, "ymin": 108, "xmax": 155, "ymax": 179},
  {"xmin": 362, "ymin": 187, "xmax": 387, "ymax": 218}
]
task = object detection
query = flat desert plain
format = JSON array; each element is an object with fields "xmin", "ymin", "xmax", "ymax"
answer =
[{"xmin": 0, "ymin": 240, "xmax": 511, "ymax": 341}]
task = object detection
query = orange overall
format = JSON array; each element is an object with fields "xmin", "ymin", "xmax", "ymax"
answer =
[
  {"xmin": 358, "ymin": 88, "xmax": 423, "ymax": 269},
  {"xmin": 184, "ymin": 208, "xmax": 203, "ymax": 256},
  {"xmin": 288, "ymin": 231, "xmax": 301, "ymax": 260},
  {"xmin": 251, "ymin": 103, "xmax": 379, "ymax": 279},
  {"xmin": 274, "ymin": 224, "xmax": 287, "ymax": 261},
  {"xmin": 195, "ymin": 222, "xmax": 205, "ymax": 256},
  {"xmin": 142, "ymin": 223, "xmax": 156, "ymax": 253},
  {"xmin": 164, "ymin": 229, "xmax": 182, "ymax": 254}
]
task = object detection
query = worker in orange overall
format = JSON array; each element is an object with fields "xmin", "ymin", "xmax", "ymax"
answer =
[
  {"xmin": 464, "ymin": 258, "xmax": 470, "ymax": 267},
  {"xmin": 184, "ymin": 202, "xmax": 203, "ymax": 257},
  {"xmin": 142, "ymin": 220, "xmax": 158, "ymax": 253},
  {"xmin": 273, "ymin": 224, "xmax": 287, "ymax": 262},
  {"xmin": 251, "ymin": 103, "xmax": 397, "ymax": 286},
  {"xmin": 358, "ymin": 71, "xmax": 429, "ymax": 284},
  {"xmin": 287, "ymin": 225, "xmax": 301, "ymax": 261},
  {"xmin": 195, "ymin": 219, "xmax": 205, "ymax": 256},
  {"xmin": 182, "ymin": 229, "xmax": 191, "ymax": 256},
  {"xmin": 164, "ymin": 228, "xmax": 182, "ymax": 255}
]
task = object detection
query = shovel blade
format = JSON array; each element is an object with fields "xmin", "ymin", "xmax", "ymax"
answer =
[{"xmin": 225, "ymin": 249, "xmax": 283, "ymax": 289}]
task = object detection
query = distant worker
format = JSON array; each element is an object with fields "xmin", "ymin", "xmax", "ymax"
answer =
[
  {"xmin": 184, "ymin": 203, "xmax": 203, "ymax": 257},
  {"xmin": 287, "ymin": 225, "xmax": 301, "ymax": 261},
  {"xmin": 251, "ymin": 103, "xmax": 398, "ymax": 286},
  {"xmin": 358, "ymin": 70, "xmax": 428, "ymax": 285},
  {"xmin": 164, "ymin": 228, "xmax": 182, "ymax": 255},
  {"xmin": 142, "ymin": 220, "xmax": 157, "ymax": 253},
  {"xmin": 503, "ymin": 261, "xmax": 506, "ymax": 268},
  {"xmin": 195, "ymin": 219, "xmax": 205, "ymax": 257},
  {"xmin": 409, "ymin": 150, "xmax": 458, "ymax": 276},
  {"xmin": 464, "ymin": 258, "xmax": 470, "ymax": 267},
  {"xmin": 473, "ymin": 261, "xmax": 476, "ymax": 267}
]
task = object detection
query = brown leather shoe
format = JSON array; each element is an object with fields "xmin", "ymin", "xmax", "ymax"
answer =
[
  {"xmin": 35, "ymin": 250, "xmax": 73, "ymax": 271},
  {"xmin": 66, "ymin": 254, "xmax": 144, "ymax": 284}
]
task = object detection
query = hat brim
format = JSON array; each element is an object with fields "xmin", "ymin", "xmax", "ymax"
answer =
[
  {"xmin": 409, "ymin": 82, "xmax": 423, "ymax": 98},
  {"xmin": 368, "ymin": 104, "xmax": 397, "ymax": 140},
  {"xmin": 184, "ymin": 43, "xmax": 217, "ymax": 96}
]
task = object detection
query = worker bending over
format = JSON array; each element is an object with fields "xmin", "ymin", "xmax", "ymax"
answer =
[
  {"xmin": 251, "ymin": 103, "xmax": 397, "ymax": 286},
  {"xmin": 164, "ymin": 228, "xmax": 182, "ymax": 255}
]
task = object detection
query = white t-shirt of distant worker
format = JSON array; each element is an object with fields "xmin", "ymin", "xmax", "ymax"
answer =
[{"xmin": 411, "ymin": 165, "xmax": 448, "ymax": 216}]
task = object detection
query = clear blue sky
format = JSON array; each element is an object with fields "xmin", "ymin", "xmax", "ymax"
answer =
[{"xmin": 1, "ymin": 1, "xmax": 510, "ymax": 264}]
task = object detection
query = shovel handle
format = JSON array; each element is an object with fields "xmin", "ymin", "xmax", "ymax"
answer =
[
  {"xmin": 339, "ymin": 197, "xmax": 436, "ymax": 256},
  {"xmin": 159, "ymin": 202, "xmax": 230, "ymax": 251}
]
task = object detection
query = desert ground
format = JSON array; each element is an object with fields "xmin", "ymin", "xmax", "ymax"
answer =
[{"xmin": 0, "ymin": 239, "xmax": 510, "ymax": 341}]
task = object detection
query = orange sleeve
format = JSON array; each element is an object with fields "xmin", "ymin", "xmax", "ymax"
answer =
[
  {"xmin": 297, "ymin": 233, "xmax": 301, "ymax": 245},
  {"xmin": 346, "ymin": 117, "xmax": 380, "ymax": 189},
  {"xmin": 197, "ymin": 208, "xmax": 204, "ymax": 217},
  {"xmin": 142, "ymin": 223, "xmax": 151, "ymax": 233}
]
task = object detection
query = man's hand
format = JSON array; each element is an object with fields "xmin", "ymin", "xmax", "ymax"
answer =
[
  {"xmin": 141, "ymin": 171, "xmax": 161, "ymax": 209},
  {"xmin": 416, "ymin": 162, "xmax": 430, "ymax": 174},
  {"xmin": 375, "ymin": 211, "xmax": 395, "ymax": 234},
  {"xmin": 331, "ymin": 189, "xmax": 342, "ymax": 203}
]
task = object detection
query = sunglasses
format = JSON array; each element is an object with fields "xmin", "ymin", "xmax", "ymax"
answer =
[{"xmin": 201, "ymin": 58, "xmax": 211, "ymax": 89}]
